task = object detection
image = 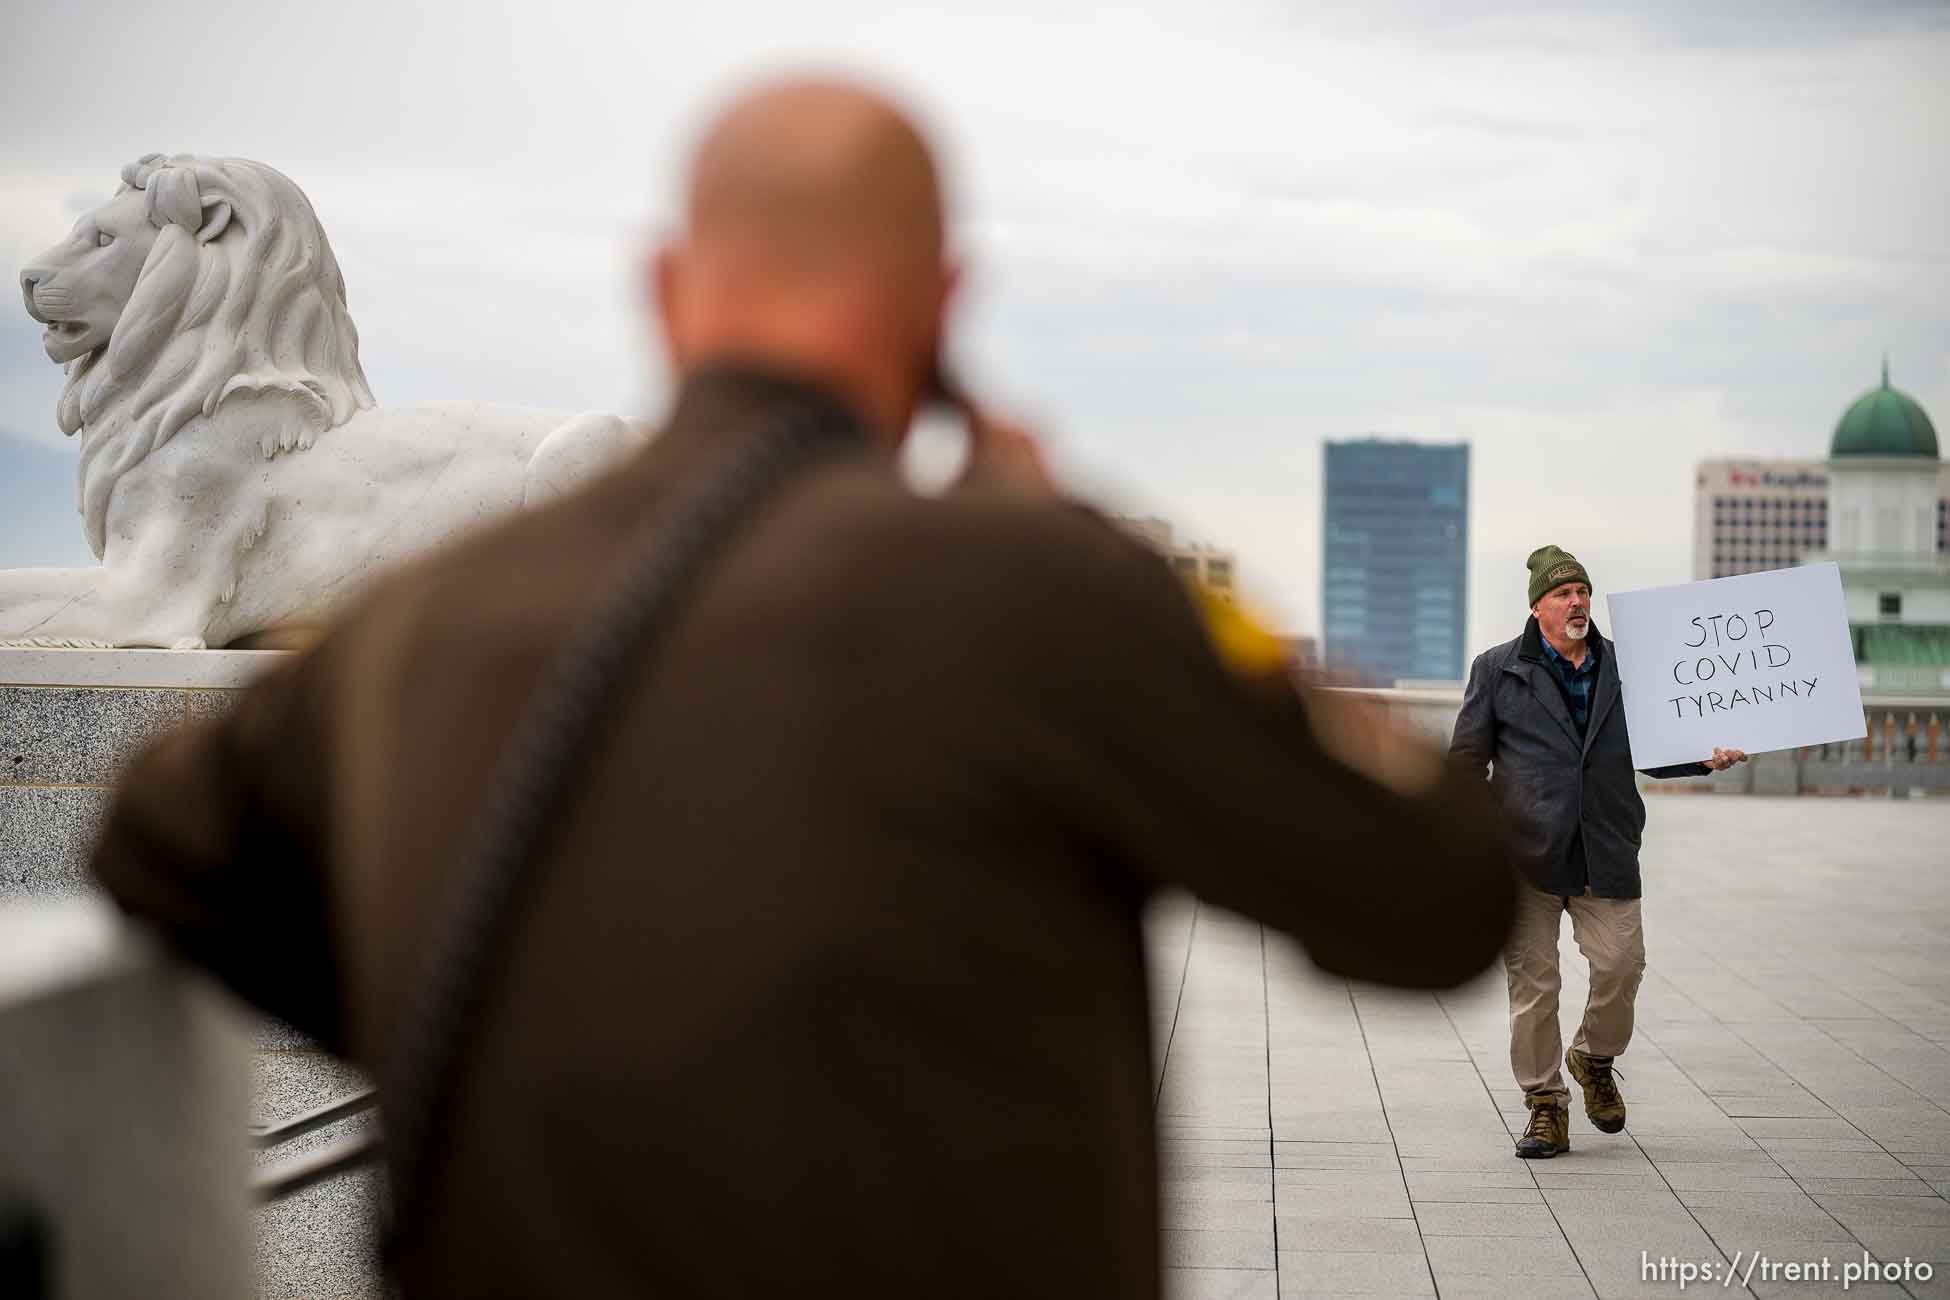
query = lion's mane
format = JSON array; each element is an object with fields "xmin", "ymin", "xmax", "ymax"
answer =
[{"xmin": 57, "ymin": 154, "xmax": 375, "ymax": 556}]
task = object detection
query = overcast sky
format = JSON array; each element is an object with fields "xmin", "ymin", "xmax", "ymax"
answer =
[{"xmin": 2, "ymin": 0, "xmax": 1945, "ymax": 657}]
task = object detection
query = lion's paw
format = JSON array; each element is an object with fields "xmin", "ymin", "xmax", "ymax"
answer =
[{"xmin": 169, "ymin": 637, "xmax": 210, "ymax": 651}]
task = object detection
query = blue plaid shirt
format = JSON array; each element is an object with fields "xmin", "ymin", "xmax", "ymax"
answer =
[{"xmin": 1540, "ymin": 635, "xmax": 1600, "ymax": 735}]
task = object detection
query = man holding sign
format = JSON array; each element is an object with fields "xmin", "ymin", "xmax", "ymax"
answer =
[
  {"xmin": 1605, "ymin": 561, "xmax": 1867, "ymax": 772},
  {"xmin": 1451, "ymin": 546, "xmax": 1747, "ymax": 1159}
]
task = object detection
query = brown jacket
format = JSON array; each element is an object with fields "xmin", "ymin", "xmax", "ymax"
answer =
[{"xmin": 93, "ymin": 366, "xmax": 1513, "ymax": 1298}]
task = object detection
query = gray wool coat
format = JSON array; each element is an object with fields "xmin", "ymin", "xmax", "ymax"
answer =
[{"xmin": 1450, "ymin": 617, "xmax": 1708, "ymax": 898}]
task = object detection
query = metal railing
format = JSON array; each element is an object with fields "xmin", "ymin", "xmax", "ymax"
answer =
[
  {"xmin": 251, "ymin": 1089, "xmax": 383, "ymax": 1203},
  {"xmin": 1348, "ymin": 686, "xmax": 1950, "ymax": 795}
]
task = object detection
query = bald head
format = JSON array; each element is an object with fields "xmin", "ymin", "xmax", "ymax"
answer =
[
  {"xmin": 690, "ymin": 79, "xmax": 944, "ymax": 272},
  {"xmin": 654, "ymin": 77, "xmax": 956, "ymax": 441}
]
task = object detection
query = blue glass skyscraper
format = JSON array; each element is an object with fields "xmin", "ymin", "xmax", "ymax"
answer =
[{"xmin": 1322, "ymin": 440, "xmax": 1470, "ymax": 683}]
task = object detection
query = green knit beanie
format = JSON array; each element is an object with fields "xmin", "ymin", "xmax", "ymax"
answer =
[{"xmin": 1526, "ymin": 545, "xmax": 1591, "ymax": 607}]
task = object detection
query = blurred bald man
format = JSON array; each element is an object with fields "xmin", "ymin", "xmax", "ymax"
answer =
[{"xmin": 92, "ymin": 77, "xmax": 1513, "ymax": 1297}]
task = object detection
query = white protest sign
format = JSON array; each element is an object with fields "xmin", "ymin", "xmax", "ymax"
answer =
[{"xmin": 1605, "ymin": 563, "xmax": 1865, "ymax": 769}]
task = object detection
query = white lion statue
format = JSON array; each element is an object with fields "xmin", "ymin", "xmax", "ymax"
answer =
[{"xmin": 5, "ymin": 153, "xmax": 650, "ymax": 648}]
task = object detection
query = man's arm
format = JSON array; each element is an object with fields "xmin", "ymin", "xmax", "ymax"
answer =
[
  {"xmin": 1056, "ymin": 532, "xmax": 1514, "ymax": 990},
  {"xmin": 1641, "ymin": 747, "xmax": 1747, "ymax": 780},
  {"xmin": 1640, "ymin": 762, "xmax": 1710, "ymax": 779},
  {"xmin": 1447, "ymin": 652, "xmax": 1497, "ymax": 778},
  {"xmin": 90, "ymin": 645, "xmax": 345, "ymax": 1050}
]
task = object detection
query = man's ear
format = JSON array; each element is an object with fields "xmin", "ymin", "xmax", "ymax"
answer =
[
  {"xmin": 651, "ymin": 244, "xmax": 688, "ymax": 368},
  {"xmin": 913, "ymin": 258, "xmax": 961, "ymax": 380},
  {"xmin": 937, "ymin": 257, "xmax": 962, "ymax": 320}
]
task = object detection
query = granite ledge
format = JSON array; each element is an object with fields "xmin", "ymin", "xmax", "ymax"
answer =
[{"xmin": 0, "ymin": 647, "xmax": 290, "ymax": 689}]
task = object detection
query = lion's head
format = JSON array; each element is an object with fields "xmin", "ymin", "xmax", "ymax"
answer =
[{"xmin": 18, "ymin": 154, "xmax": 375, "ymax": 556}]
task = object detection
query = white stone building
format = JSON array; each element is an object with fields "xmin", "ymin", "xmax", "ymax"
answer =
[
  {"xmin": 1801, "ymin": 364, "xmax": 1949, "ymax": 696},
  {"xmin": 1694, "ymin": 364, "xmax": 1948, "ymax": 698}
]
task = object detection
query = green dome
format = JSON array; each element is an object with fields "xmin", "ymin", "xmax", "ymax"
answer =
[{"xmin": 1832, "ymin": 361, "xmax": 1938, "ymax": 458}]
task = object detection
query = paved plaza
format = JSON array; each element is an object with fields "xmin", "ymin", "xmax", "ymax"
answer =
[
  {"xmin": 240, "ymin": 793, "xmax": 1950, "ymax": 1297},
  {"xmin": 1146, "ymin": 796, "xmax": 1950, "ymax": 1300}
]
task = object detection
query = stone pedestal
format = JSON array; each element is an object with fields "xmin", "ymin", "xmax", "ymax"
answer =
[
  {"xmin": 0, "ymin": 649, "xmax": 383, "ymax": 1299},
  {"xmin": 1, "ymin": 649, "xmax": 272, "ymax": 896}
]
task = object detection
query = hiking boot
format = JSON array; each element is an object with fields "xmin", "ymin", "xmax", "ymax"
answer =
[
  {"xmin": 1515, "ymin": 1095, "xmax": 1569, "ymax": 1159},
  {"xmin": 1566, "ymin": 1048, "xmax": 1626, "ymax": 1134}
]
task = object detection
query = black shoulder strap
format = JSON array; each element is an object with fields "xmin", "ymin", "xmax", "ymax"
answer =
[{"xmin": 381, "ymin": 403, "xmax": 862, "ymax": 1260}]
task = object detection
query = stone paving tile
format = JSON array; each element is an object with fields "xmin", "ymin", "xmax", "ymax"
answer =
[
  {"xmin": 1432, "ymin": 1279, "xmax": 1597, "ymax": 1300},
  {"xmin": 1412, "ymin": 1200, "xmax": 1565, "ymax": 1238},
  {"xmin": 1273, "ymin": 1149, "xmax": 1400, "ymax": 1170},
  {"xmin": 1272, "ymin": 1251, "xmax": 1434, "ymax": 1296},
  {"xmin": 1898, "ymin": 1146, "xmax": 1950, "ymax": 1162},
  {"xmin": 1276, "ymin": 1217, "xmax": 1424, "ymax": 1253},
  {"xmin": 1142, "ymin": 800, "xmax": 1950, "ymax": 1299},
  {"xmin": 1754, "ymin": 1136, "xmax": 1884, "ymax": 1153},
  {"xmin": 1775, "ymin": 1150, "xmax": 1918, "ymax": 1179},
  {"xmin": 1689, "ymin": 1204, "xmax": 1859, "ymax": 1243},
  {"xmin": 1813, "ymin": 1192, "xmax": 1950, "ymax": 1230},
  {"xmin": 1168, "ymin": 1166, "xmax": 1279, "ymax": 1185},
  {"xmin": 1530, "ymin": 1170, "xmax": 1672, "ymax": 1189},
  {"xmin": 1164, "ymin": 1267, "xmax": 1280, "ymax": 1300},
  {"xmin": 1848, "ymin": 1223, "xmax": 1950, "ymax": 1260},
  {"xmin": 1747, "ymin": 1284, "xmax": 1910, "ymax": 1300},
  {"xmin": 1162, "ymin": 1130, "xmax": 1271, "ymax": 1153},
  {"xmin": 1712, "ymin": 1094, "xmax": 1838, "ymax": 1118},
  {"xmin": 1270, "ymin": 1168, "xmax": 1409, "ymax": 1190},
  {"xmin": 1271, "ymin": 1141, "xmax": 1396, "ymax": 1159},
  {"xmin": 1734, "ymin": 1117, "xmax": 1869, "ymax": 1140},
  {"xmin": 1163, "ymin": 1132, "xmax": 1278, "ymax": 1148},
  {"xmin": 1161, "ymin": 1199, "xmax": 1278, "ymax": 1231},
  {"xmin": 1648, "ymin": 1162, "xmax": 1795, "ymax": 1190},
  {"xmin": 1792, "ymin": 1176, "xmax": 1939, "ymax": 1197},
  {"xmin": 1405, "ymin": 1170, "xmax": 1545, "ymax": 1204},
  {"xmin": 1161, "ymin": 1229, "xmax": 1278, "ymax": 1270},
  {"xmin": 1273, "ymin": 1184, "xmax": 1414, "ymax": 1220},
  {"xmin": 1575, "ymin": 1251, "xmax": 1725, "ymax": 1299},
  {"xmin": 1634, "ymin": 1141, "xmax": 1777, "ymax": 1166},
  {"xmin": 1423, "ymin": 1232, "xmax": 1584, "ymax": 1276},
  {"xmin": 1399, "ymin": 1151, "xmax": 1529, "ymax": 1174},
  {"xmin": 1168, "ymin": 1148, "xmax": 1278, "ymax": 1169},
  {"xmin": 1271, "ymin": 1115, "xmax": 1398, "ymax": 1143},
  {"xmin": 1675, "ymin": 1184, "xmax": 1829, "ymax": 1210},
  {"xmin": 1163, "ymin": 1173, "xmax": 1276, "ymax": 1204}
]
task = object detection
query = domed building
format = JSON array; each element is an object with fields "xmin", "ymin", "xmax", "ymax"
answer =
[
  {"xmin": 1830, "ymin": 361, "xmax": 1940, "ymax": 458},
  {"xmin": 1805, "ymin": 361, "xmax": 1949, "ymax": 696}
]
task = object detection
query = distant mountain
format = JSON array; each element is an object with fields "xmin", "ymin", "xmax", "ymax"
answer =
[{"xmin": 0, "ymin": 431, "xmax": 96, "ymax": 568}]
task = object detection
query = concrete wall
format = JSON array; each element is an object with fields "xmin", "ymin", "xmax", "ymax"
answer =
[
  {"xmin": 0, "ymin": 897, "xmax": 253, "ymax": 1300},
  {"xmin": 0, "ymin": 649, "xmax": 384, "ymax": 1300}
]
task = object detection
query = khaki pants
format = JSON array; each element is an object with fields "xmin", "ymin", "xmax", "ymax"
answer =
[{"xmin": 1504, "ymin": 885, "xmax": 1645, "ymax": 1101}]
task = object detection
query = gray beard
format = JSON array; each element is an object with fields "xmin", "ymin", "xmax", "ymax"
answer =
[{"xmin": 1565, "ymin": 621, "xmax": 1589, "ymax": 640}]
